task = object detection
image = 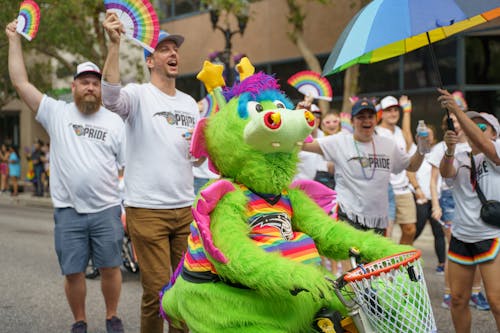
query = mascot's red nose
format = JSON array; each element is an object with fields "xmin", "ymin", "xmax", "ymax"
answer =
[{"xmin": 264, "ymin": 111, "xmax": 282, "ymax": 129}]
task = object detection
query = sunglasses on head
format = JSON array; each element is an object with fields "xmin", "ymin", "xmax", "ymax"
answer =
[{"xmin": 477, "ymin": 123, "xmax": 488, "ymax": 132}]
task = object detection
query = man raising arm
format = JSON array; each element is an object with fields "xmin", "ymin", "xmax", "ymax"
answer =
[
  {"xmin": 101, "ymin": 12, "xmax": 198, "ymax": 333},
  {"xmin": 7, "ymin": 19, "xmax": 126, "ymax": 333}
]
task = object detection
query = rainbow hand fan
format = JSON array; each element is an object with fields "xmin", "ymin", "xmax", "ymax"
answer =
[
  {"xmin": 199, "ymin": 93, "xmax": 218, "ymax": 118},
  {"xmin": 340, "ymin": 112, "xmax": 353, "ymax": 134},
  {"xmin": 104, "ymin": 0, "xmax": 159, "ymax": 53},
  {"xmin": 452, "ymin": 91, "xmax": 468, "ymax": 111},
  {"xmin": 16, "ymin": 0, "xmax": 40, "ymax": 41},
  {"xmin": 287, "ymin": 70, "xmax": 333, "ymax": 101}
]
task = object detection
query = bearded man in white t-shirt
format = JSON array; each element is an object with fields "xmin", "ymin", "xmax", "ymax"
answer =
[
  {"xmin": 376, "ymin": 95, "xmax": 417, "ymax": 245},
  {"xmin": 7, "ymin": 20, "xmax": 125, "ymax": 333},
  {"xmin": 102, "ymin": 12, "xmax": 200, "ymax": 333}
]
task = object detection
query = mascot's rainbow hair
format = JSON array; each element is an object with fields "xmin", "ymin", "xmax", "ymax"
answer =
[
  {"xmin": 223, "ymin": 72, "xmax": 280, "ymax": 100},
  {"xmin": 223, "ymin": 72, "xmax": 294, "ymax": 118}
]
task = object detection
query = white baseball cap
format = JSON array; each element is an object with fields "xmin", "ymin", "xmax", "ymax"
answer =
[
  {"xmin": 380, "ymin": 96, "xmax": 401, "ymax": 111},
  {"xmin": 466, "ymin": 111, "xmax": 500, "ymax": 137},
  {"xmin": 74, "ymin": 61, "xmax": 102, "ymax": 79}
]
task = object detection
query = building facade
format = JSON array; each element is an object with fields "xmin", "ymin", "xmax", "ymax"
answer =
[{"xmin": 2, "ymin": 0, "xmax": 500, "ymax": 180}]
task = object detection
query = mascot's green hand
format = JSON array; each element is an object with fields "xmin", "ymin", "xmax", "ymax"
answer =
[{"xmin": 289, "ymin": 266, "xmax": 334, "ymax": 303}]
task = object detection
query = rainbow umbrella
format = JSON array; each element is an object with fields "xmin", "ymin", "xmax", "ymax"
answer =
[{"xmin": 323, "ymin": 0, "xmax": 500, "ymax": 77}]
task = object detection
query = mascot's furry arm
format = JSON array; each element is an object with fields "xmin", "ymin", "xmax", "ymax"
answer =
[
  {"xmin": 287, "ymin": 188, "xmax": 412, "ymax": 262},
  {"xmin": 208, "ymin": 189, "xmax": 333, "ymax": 301}
]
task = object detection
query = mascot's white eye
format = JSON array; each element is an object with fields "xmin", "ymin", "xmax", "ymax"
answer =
[
  {"xmin": 247, "ymin": 101, "xmax": 264, "ymax": 115},
  {"xmin": 274, "ymin": 100, "xmax": 286, "ymax": 109}
]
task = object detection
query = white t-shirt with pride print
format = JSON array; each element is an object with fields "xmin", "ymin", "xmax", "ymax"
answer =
[
  {"xmin": 318, "ymin": 132, "xmax": 410, "ymax": 228},
  {"xmin": 102, "ymin": 81, "xmax": 199, "ymax": 209},
  {"xmin": 36, "ymin": 95, "xmax": 125, "ymax": 213}
]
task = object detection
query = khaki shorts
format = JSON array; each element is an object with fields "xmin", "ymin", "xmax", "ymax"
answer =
[{"xmin": 394, "ymin": 192, "xmax": 416, "ymax": 224}]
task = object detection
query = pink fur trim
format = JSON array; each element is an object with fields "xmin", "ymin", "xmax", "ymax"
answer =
[
  {"xmin": 192, "ymin": 180, "xmax": 237, "ymax": 263},
  {"xmin": 290, "ymin": 179, "xmax": 337, "ymax": 214},
  {"xmin": 190, "ymin": 118, "xmax": 219, "ymax": 174},
  {"xmin": 190, "ymin": 118, "xmax": 208, "ymax": 158}
]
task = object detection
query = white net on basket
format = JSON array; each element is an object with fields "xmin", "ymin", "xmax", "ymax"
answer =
[{"xmin": 343, "ymin": 250, "xmax": 437, "ymax": 333}]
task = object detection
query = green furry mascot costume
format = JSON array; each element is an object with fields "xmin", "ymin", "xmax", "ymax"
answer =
[{"xmin": 160, "ymin": 58, "xmax": 411, "ymax": 332}]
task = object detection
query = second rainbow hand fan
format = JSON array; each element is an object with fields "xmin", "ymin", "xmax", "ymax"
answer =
[
  {"xmin": 104, "ymin": 0, "xmax": 159, "ymax": 53},
  {"xmin": 287, "ymin": 70, "xmax": 333, "ymax": 101},
  {"xmin": 199, "ymin": 93, "xmax": 218, "ymax": 118},
  {"xmin": 16, "ymin": 0, "xmax": 40, "ymax": 41}
]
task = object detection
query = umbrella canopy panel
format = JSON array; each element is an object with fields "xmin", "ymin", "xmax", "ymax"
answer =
[{"xmin": 323, "ymin": 0, "xmax": 500, "ymax": 76}]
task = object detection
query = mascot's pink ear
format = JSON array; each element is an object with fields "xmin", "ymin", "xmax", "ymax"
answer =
[
  {"xmin": 190, "ymin": 118, "xmax": 220, "ymax": 174},
  {"xmin": 190, "ymin": 118, "xmax": 208, "ymax": 158}
]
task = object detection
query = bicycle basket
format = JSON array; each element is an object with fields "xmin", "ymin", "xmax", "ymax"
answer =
[{"xmin": 343, "ymin": 250, "xmax": 436, "ymax": 333}]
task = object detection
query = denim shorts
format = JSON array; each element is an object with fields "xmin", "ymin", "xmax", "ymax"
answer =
[
  {"xmin": 194, "ymin": 177, "xmax": 210, "ymax": 195},
  {"xmin": 54, "ymin": 205, "xmax": 123, "ymax": 275},
  {"xmin": 388, "ymin": 184, "xmax": 396, "ymax": 222},
  {"xmin": 439, "ymin": 189, "xmax": 455, "ymax": 222}
]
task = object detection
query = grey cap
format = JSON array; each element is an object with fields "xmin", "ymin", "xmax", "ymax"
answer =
[
  {"xmin": 466, "ymin": 111, "xmax": 500, "ymax": 137},
  {"xmin": 144, "ymin": 30, "xmax": 184, "ymax": 59}
]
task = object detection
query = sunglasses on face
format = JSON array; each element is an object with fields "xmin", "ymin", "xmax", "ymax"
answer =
[{"xmin": 477, "ymin": 123, "xmax": 488, "ymax": 132}]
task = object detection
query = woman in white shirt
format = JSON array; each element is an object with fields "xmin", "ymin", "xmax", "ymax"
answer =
[
  {"xmin": 303, "ymin": 98, "xmax": 425, "ymax": 234},
  {"xmin": 438, "ymin": 89, "xmax": 500, "ymax": 333}
]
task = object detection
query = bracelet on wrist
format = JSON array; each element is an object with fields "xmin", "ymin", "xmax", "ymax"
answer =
[
  {"xmin": 444, "ymin": 150, "xmax": 454, "ymax": 158},
  {"xmin": 402, "ymin": 103, "xmax": 412, "ymax": 113}
]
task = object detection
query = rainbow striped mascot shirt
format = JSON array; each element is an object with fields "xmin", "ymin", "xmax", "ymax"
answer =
[{"xmin": 182, "ymin": 183, "xmax": 322, "ymax": 284}]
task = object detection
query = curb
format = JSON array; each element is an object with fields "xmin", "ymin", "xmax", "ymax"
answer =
[{"xmin": 0, "ymin": 194, "xmax": 53, "ymax": 208}]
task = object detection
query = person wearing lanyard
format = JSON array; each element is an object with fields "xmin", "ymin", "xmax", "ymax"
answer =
[{"xmin": 302, "ymin": 98, "xmax": 425, "ymax": 234}]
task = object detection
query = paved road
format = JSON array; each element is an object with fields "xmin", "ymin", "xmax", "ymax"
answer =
[
  {"xmin": 393, "ymin": 227, "xmax": 496, "ymax": 333},
  {"xmin": 0, "ymin": 203, "xmax": 142, "ymax": 333},
  {"xmin": 0, "ymin": 200, "xmax": 497, "ymax": 332}
]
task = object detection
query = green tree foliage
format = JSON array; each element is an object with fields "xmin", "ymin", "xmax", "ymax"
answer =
[
  {"xmin": 0, "ymin": 0, "xmax": 106, "ymax": 106},
  {"xmin": 0, "ymin": 0, "xmax": 145, "ymax": 106}
]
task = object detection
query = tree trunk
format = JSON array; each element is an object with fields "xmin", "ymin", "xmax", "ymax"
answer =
[
  {"xmin": 295, "ymin": 34, "xmax": 330, "ymax": 113},
  {"xmin": 341, "ymin": 64, "xmax": 359, "ymax": 114}
]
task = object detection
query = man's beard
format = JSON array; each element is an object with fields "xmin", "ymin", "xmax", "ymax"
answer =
[
  {"xmin": 166, "ymin": 71, "xmax": 178, "ymax": 79},
  {"xmin": 75, "ymin": 94, "xmax": 101, "ymax": 115}
]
